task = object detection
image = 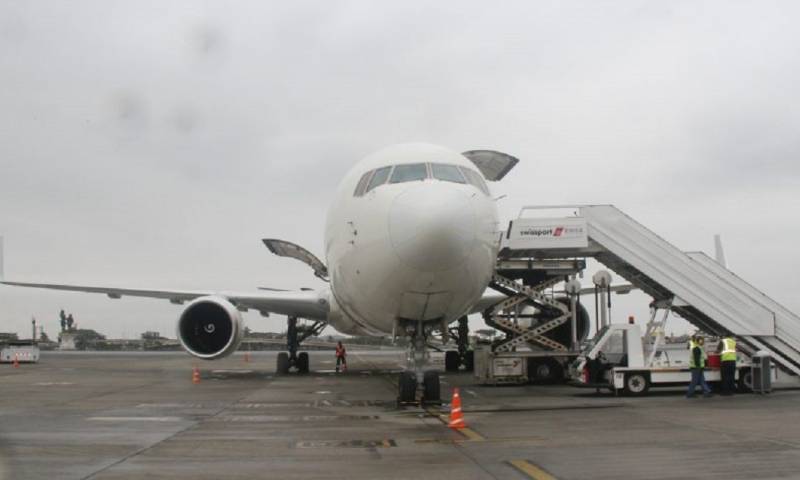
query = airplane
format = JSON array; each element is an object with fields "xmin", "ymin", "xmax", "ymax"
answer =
[{"xmin": 1, "ymin": 143, "xmax": 520, "ymax": 403}]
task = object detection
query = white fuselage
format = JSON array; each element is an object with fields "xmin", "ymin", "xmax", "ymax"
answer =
[{"xmin": 324, "ymin": 144, "xmax": 500, "ymax": 336}]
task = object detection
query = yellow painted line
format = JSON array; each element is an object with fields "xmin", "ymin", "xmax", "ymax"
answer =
[
  {"xmin": 426, "ymin": 408, "xmax": 485, "ymax": 441},
  {"xmin": 457, "ymin": 427, "xmax": 485, "ymax": 441},
  {"xmin": 509, "ymin": 459, "xmax": 558, "ymax": 480}
]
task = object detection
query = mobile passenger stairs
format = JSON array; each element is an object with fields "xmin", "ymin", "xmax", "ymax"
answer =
[{"xmin": 476, "ymin": 205, "xmax": 800, "ymax": 390}]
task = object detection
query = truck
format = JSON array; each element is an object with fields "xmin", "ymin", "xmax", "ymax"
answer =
[{"xmin": 567, "ymin": 323, "xmax": 771, "ymax": 395}]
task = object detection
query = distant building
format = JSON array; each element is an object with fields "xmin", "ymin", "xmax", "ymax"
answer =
[
  {"xmin": 141, "ymin": 331, "xmax": 166, "ymax": 340},
  {"xmin": 0, "ymin": 333, "xmax": 19, "ymax": 344},
  {"xmin": 60, "ymin": 329, "xmax": 106, "ymax": 350}
]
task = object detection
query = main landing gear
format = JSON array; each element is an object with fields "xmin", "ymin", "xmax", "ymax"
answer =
[
  {"xmin": 397, "ymin": 320, "xmax": 441, "ymax": 406},
  {"xmin": 445, "ymin": 316, "xmax": 474, "ymax": 373},
  {"xmin": 276, "ymin": 316, "xmax": 325, "ymax": 375}
]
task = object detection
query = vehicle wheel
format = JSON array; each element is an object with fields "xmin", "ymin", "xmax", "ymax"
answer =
[
  {"xmin": 529, "ymin": 358, "xmax": 562, "ymax": 384},
  {"xmin": 445, "ymin": 351, "xmax": 460, "ymax": 372},
  {"xmin": 423, "ymin": 371, "xmax": 441, "ymax": 404},
  {"xmin": 463, "ymin": 351, "xmax": 475, "ymax": 372},
  {"xmin": 544, "ymin": 358, "xmax": 564, "ymax": 383},
  {"xmin": 297, "ymin": 352, "xmax": 309, "ymax": 374},
  {"xmin": 623, "ymin": 372, "xmax": 650, "ymax": 396},
  {"xmin": 738, "ymin": 368, "xmax": 753, "ymax": 393},
  {"xmin": 398, "ymin": 371, "xmax": 417, "ymax": 404},
  {"xmin": 276, "ymin": 352, "xmax": 290, "ymax": 375}
]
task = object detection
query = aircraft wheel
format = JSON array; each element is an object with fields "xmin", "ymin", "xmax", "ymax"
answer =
[
  {"xmin": 276, "ymin": 352, "xmax": 290, "ymax": 375},
  {"xmin": 297, "ymin": 352, "xmax": 310, "ymax": 373},
  {"xmin": 463, "ymin": 351, "xmax": 475, "ymax": 372},
  {"xmin": 444, "ymin": 351, "xmax": 460, "ymax": 372},
  {"xmin": 398, "ymin": 371, "xmax": 417, "ymax": 404},
  {"xmin": 423, "ymin": 371, "xmax": 441, "ymax": 404}
]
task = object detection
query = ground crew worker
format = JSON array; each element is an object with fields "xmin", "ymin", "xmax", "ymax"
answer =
[
  {"xmin": 59, "ymin": 310, "xmax": 67, "ymax": 332},
  {"xmin": 687, "ymin": 336, "xmax": 713, "ymax": 398},
  {"xmin": 717, "ymin": 336, "xmax": 737, "ymax": 395},
  {"xmin": 335, "ymin": 341, "xmax": 347, "ymax": 373}
]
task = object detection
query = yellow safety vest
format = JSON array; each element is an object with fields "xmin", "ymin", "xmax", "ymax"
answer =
[
  {"xmin": 720, "ymin": 338, "xmax": 737, "ymax": 362},
  {"xmin": 688, "ymin": 340, "xmax": 707, "ymax": 368}
]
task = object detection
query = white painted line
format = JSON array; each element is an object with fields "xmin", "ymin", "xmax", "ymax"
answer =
[{"xmin": 33, "ymin": 382, "xmax": 74, "ymax": 386}]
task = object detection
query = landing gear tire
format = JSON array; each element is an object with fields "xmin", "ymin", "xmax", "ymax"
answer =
[
  {"xmin": 738, "ymin": 369, "xmax": 753, "ymax": 393},
  {"xmin": 445, "ymin": 351, "xmax": 460, "ymax": 372},
  {"xmin": 422, "ymin": 371, "xmax": 441, "ymax": 404},
  {"xmin": 277, "ymin": 352, "xmax": 290, "ymax": 375},
  {"xmin": 463, "ymin": 351, "xmax": 474, "ymax": 372},
  {"xmin": 623, "ymin": 372, "xmax": 650, "ymax": 396},
  {"xmin": 398, "ymin": 371, "xmax": 417, "ymax": 404},
  {"xmin": 297, "ymin": 352, "xmax": 310, "ymax": 374}
]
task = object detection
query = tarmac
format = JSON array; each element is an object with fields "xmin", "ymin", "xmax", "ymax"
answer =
[{"xmin": 2, "ymin": 351, "xmax": 800, "ymax": 480}]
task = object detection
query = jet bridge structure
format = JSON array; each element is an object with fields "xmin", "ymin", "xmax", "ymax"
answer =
[{"xmin": 498, "ymin": 204, "xmax": 800, "ymax": 380}]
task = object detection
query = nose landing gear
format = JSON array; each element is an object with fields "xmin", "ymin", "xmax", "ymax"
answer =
[{"xmin": 398, "ymin": 320, "xmax": 442, "ymax": 406}]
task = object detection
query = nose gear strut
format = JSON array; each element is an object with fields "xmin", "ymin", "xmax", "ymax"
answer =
[{"xmin": 397, "ymin": 319, "xmax": 441, "ymax": 406}]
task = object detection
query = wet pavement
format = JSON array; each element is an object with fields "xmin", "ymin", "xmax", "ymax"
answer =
[{"xmin": 2, "ymin": 350, "xmax": 800, "ymax": 479}]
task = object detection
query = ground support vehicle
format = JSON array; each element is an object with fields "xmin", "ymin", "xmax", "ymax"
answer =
[
  {"xmin": 0, "ymin": 341, "xmax": 40, "ymax": 363},
  {"xmin": 568, "ymin": 322, "xmax": 779, "ymax": 395}
]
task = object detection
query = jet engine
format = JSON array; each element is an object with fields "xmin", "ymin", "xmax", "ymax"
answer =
[
  {"xmin": 517, "ymin": 297, "xmax": 591, "ymax": 347},
  {"xmin": 177, "ymin": 296, "xmax": 244, "ymax": 359}
]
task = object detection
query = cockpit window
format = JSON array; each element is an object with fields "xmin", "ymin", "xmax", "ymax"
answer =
[
  {"xmin": 459, "ymin": 167, "xmax": 490, "ymax": 195},
  {"xmin": 354, "ymin": 163, "xmax": 489, "ymax": 197},
  {"xmin": 389, "ymin": 163, "xmax": 428, "ymax": 184},
  {"xmin": 431, "ymin": 163, "xmax": 466, "ymax": 184},
  {"xmin": 353, "ymin": 171, "xmax": 373, "ymax": 197},
  {"xmin": 366, "ymin": 166, "xmax": 392, "ymax": 192}
]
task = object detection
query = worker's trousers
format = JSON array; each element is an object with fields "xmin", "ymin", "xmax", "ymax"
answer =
[
  {"xmin": 336, "ymin": 356, "xmax": 347, "ymax": 372},
  {"xmin": 720, "ymin": 361, "xmax": 736, "ymax": 395},
  {"xmin": 687, "ymin": 368, "xmax": 711, "ymax": 396}
]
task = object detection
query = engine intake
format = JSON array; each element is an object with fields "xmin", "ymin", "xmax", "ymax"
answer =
[{"xmin": 177, "ymin": 296, "xmax": 243, "ymax": 359}]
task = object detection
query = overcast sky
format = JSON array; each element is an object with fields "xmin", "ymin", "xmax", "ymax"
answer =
[{"xmin": 1, "ymin": 1, "xmax": 798, "ymax": 340}]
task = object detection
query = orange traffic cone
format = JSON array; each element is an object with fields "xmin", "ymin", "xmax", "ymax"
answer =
[
  {"xmin": 448, "ymin": 387, "xmax": 466, "ymax": 429},
  {"xmin": 192, "ymin": 366, "xmax": 201, "ymax": 384},
  {"xmin": 12, "ymin": 354, "xmax": 19, "ymax": 368}
]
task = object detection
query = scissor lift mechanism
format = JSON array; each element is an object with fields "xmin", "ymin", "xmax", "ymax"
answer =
[{"xmin": 485, "ymin": 274, "xmax": 571, "ymax": 353}]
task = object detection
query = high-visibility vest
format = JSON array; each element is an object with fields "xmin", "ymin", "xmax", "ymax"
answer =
[
  {"xmin": 688, "ymin": 340, "xmax": 707, "ymax": 368},
  {"xmin": 336, "ymin": 346, "xmax": 345, "ymax": 357},
  {"xmin": 721, "ymin": 337, "xmax": 737, "ymax": 362}
]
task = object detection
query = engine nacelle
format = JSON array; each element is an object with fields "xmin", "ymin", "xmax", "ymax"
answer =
[
  {"xmin": 518, "ymin": 297, "xmax": 591, "ymax": 347},
  {"xmin": 177, "ymin": 296, "xmax": 244, "ymax": 360}
]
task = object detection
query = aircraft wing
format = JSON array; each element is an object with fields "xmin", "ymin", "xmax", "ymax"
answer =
[
  {"xmin": 0, "ymin": 280, "xmax": 329, "ymax": 320},
  {"xmin": 469, "ymin": 282, "xmax": 636, "ymax": 315},
  {"xmin": 552, "ymin": 284, "xmax": 636, "ymax": 296}
]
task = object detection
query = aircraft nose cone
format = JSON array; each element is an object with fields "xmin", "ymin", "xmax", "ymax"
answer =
[{"xmin": 389, "ymin": 184, "xmax": 477, "ymax": 272}]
